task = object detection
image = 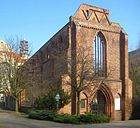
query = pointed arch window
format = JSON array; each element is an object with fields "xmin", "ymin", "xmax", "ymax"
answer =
[{"xmin": 94, "ymin": 32, "xmax": 106, "ymax": 77}]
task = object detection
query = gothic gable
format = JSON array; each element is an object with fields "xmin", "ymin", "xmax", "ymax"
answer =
[{"xmin": 74, "ymin": 4, "xmax": 111, "ymax": 25}]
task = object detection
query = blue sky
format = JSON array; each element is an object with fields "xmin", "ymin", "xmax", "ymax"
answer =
[{"xmin": 0, "ymin": 0, "xmax": 140, "ymax": 54}]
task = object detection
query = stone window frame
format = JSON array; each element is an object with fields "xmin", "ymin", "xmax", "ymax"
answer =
[
  {"xmin": 81, "ymin": 99, "xmax": 86, "ymax": 108},
  {"xmin": 93, "ymin": 32, "xmax": 106, "ymax": 77}
]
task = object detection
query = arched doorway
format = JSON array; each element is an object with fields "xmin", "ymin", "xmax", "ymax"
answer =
[
  {"xmin": 90, "ymin": 85, "xmax": 114, "ymax": 118},
  {"xmin": 91, "ymin": 90, "xmax": 106, "ymax": 114}
]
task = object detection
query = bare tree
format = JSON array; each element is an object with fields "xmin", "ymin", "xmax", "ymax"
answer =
[
  {"xmin": 50, "ymin": 42, "xmax": 109, "ymax": 116},
  {"xmin": 129, "ymin": 35, "xmax": 140, "ymax": 97},
  {"xmin": 0, "ymin": 37, "xmax": 30, "ymax": 112},
  {"xmin": 137, "ymin": 34, "xmax": 140, "ymax": 49},
  {"xmin": 129, "ymin": 56, "xmax": 140, "ymax": 97},
  {"xmin": 129, "ymin": 37, "xmax": 140, "ymax": 118}
]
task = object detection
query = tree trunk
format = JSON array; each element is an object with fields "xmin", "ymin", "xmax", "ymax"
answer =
[
  {"xmin": 15, "ymin": 98, "xmax": 19, "ymax": 113},
  {"xmin": 77, "ymin": 91, "xmax": 80, "ymax": 116}
]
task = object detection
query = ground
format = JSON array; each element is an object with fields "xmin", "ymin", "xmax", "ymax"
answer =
[{"xmin": 0, "ymin": 109, "xmax": 140, "ymax": 128}]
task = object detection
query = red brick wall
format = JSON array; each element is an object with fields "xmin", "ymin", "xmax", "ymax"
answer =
[{"xmin": 22, "ymin": 4, "xmax": 132, "ymax": 120}]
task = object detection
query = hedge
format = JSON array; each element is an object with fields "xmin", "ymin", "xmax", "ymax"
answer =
[{"xmin": 28, "ymin": 110, "xmax": 111, "ymax": 124}]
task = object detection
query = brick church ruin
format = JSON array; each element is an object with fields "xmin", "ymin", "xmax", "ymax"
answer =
[{"xmin": 21, "ymin": 4, "xmax": 132, "ymax": 120}]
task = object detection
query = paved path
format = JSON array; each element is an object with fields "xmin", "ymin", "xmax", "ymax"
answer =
[{"xmin": 0, "ymin": 109, "xmax": 140, "ymax": 128}]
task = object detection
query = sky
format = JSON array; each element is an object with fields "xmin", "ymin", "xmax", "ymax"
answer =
[{"xmin": 0, "ymin": 0, "xmax": 140, "ymax": 55}]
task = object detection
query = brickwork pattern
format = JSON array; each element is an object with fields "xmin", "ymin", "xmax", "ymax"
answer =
[{"xmin": 22, "ymin": 4, "xmax": 132, "ymax": 120}]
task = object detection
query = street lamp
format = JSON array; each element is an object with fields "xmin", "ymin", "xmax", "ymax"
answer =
[{"xmin": 55, "ymin": 93, "xmax": 60, "ymax": 111}]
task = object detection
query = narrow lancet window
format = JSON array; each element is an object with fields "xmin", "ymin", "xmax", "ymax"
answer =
[{"xmin": 94, "ymin": 32, "xmax": 106, "ymax": 77}]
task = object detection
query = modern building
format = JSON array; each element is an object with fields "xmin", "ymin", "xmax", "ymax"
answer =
[{"xmin": 22, "ymin": 4, "xmax": 132, "ymax": 120}]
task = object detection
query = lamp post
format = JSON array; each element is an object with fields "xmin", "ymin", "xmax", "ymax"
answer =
[{"xmin": 55, "ymin": 93, "xmax": 60, "ymax": 111}]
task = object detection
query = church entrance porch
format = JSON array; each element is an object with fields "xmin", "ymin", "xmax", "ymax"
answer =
[
  {"xmin": 91, "ymin": 90, "xmax": 106, "ymax": 115},
  {"xmin": 89, "ymin": 85, "xmax": 114, "ymax": 119}
]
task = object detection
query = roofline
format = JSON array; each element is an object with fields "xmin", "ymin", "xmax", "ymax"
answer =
[
  {"xmin": 74, "ymin": 3, "xmax": 109, "ymax": 17},
  {"xmin": 81, "ymin": 3, "xmax": 109, "ymax": 12},
  {"xmin": 27, "ymin": 22, "xmax": 70, "ymax": 61},
  {"xmin": 129, "ymin": 48, "xmax": 140, "ymax": 54}
]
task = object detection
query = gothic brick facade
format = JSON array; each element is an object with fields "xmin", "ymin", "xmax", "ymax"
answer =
[{"xmin": 22, "ymin": 4, "xmax": 132, "ymax": 120}]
